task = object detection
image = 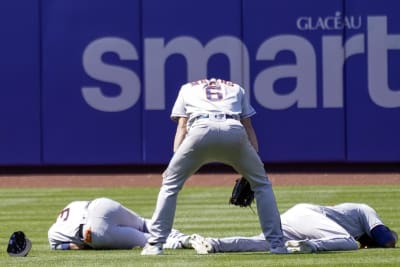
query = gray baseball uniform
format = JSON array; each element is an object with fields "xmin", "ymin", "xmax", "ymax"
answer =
[
  {"xmin": 205, "ymin": 203, "xmax": 388, "ymax": 252},
  {"xmin": 48, "ymin": 197, "xmax": 189, "ymax": 249},
  {"xmin": 147, "ymin": 78, "xmax": 285, "ymax": 250}
]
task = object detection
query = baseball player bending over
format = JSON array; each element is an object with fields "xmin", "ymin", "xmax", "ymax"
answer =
[
  {"xmin": 48, "ymin": 197, "xmax": 191, "ymax": 250},
  {"xmin": 141, "ymin": 78, "xmax": 287, "ymax": 255},
  {"xmin": 188, "ymin": 203, "xmax": 398, "ymax": 254}
]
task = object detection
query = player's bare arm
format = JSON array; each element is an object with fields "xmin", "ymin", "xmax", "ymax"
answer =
[
  {"xmin": 69, "ymin": 242, "xmax": 86, "ymax": 249},
  {"xmin": 241, "ymin": 117, "xmax": 259, "ymax": 152},
  {"xmin": 54, "ymin": 242, "xmax": 85, "ymax": 250},
  {"xmin": 173, "ymin": 117, "xmax": 188, "ymax": 152}
]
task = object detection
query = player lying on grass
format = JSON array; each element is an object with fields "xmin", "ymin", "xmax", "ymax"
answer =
[
  {"xmin": 189, "ymin": 203, "xmax": 398, "ymax": 254},
  {"xmin": 48, "ymin": 197, "xmax": 191, "ymax": 250}
]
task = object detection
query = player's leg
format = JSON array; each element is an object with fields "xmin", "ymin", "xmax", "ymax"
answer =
[
  {"xmin": 88, "ymin": 198, "xmax": 148, "ymax": 232},
  {"xmin": 146, "ymin": 125, "xmax": 210, "ymax": 246},
  {"xmin": 208, "ymin": 233, "xmax": 269, "ymax": 253},
  {"xmin": 90, "ymin": 226, "xmax": 149, "ymax": 249},
  {"xmin": 83, "ymin": 198, "xmax": 148, "ymax": 249},
  {"xmin": 110, "ymin": 202, "xmax": 149, "ymax": 232},
  {"xmin": 163, "ymin": 229, "xmax": 191, "ymax": 249},
  {"xmin": 282, "ymin": 204, "xmax": 358, "ymax": 251},
  {"xmin": 220, "ymin": 123, "xmax": 286, "ymax": 251}
]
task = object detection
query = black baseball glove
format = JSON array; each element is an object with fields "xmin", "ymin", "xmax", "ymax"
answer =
[
  {"xmin": 7, "ymin": 231, "xmax": 32, "ymax": 257},
  {"xmin": 229, "ymin": 177, "xmax": 254, "ymax": 207}
]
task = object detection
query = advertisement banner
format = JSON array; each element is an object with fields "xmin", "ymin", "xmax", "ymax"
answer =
[{"xmin": 2, "ymin": 0, "xmax": 398, "ymax": 165}]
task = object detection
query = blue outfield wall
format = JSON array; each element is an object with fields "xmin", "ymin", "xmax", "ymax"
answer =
[
  {"xmin": 243, "ymin": 0, "xmax": 346, "ymax": 162},
  {"xmin": 345, "ymin": 0, "xmax": 400, "ymax": 162},
  {"xmin": 0, "ymin": 0, "xmax": 399, "ymax": 165},
  {"xmin": 41, "ymin": 0, "xmax": 143, "ymax": 164},
  {"xmin": 0, "ymin": 1, "xmax": 41, "ymax": 165}
]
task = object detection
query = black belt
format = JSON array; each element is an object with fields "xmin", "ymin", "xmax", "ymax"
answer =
[
  {"xmin": 77, "ymin": 201, "xmax": 92, "ymax": 239},
  {"xmin": 78, "ymin": 224, "xmax": 84, "ymax": 239},
  {"xmin": 194, "ymin": 114, "xmax": 239, "ymax": 121}
]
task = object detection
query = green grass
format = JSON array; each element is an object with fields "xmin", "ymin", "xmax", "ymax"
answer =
[{"xmin": 0, "ymin": 185, "xmax": 399, "ymax": 266}]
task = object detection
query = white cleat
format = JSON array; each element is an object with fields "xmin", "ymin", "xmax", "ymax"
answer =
[
  {"xmin": 285, "ymin": 240, "xmax": 315, "ymax": 253},
  {"xmin": 189, "ymin": 234, "xmax": 213, "ymax": 254},
  {"xmin": 180, "ymin": 235, "xmax": 193, "ymax": 249},
  {"xmin": 141, "ymin": 243, "xmax": 164, "ymax": 255}
]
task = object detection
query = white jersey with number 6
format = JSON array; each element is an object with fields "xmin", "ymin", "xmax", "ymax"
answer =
[{"xmin": 171, "ymin": 78, "xmax": 255, "ymax": 122}]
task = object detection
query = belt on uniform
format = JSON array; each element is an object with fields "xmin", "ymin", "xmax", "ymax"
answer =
[
  {"xmin": 78, "ymin": 201, "xmax": 92, "ymax": 239},
  {"xmin": 193, "ymin": 113, "xmax": 240, "ymax": 121},
  {"xmin": 78, "ymin": 224, "xmax": 93, "ymax": 246},
  {"xmin": 78, "ymin": 224, "xmax": 84, "ymax": 238}
]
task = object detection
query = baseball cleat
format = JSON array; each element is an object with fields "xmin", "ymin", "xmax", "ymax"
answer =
[
  {"xmin": 179, "ymin": 235, "xmax": 193, "ymax": 249},
  {"xmin": 285, "ymin": 240, "xmax": 315, "ymax": 253},
  {"xmin": 141, "ymin": 243, "xmax": 163, "ymax": 255},
  {"xmin": 189, "ymin": 234, "xmax": 213, "ymax": 254}
]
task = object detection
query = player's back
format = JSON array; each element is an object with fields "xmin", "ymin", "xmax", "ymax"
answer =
[
  {"xmin": 180, "ymin": 78, "xmax": 244, "ymax": 116},
  {"xmin": 322, "ymin": 203, "xmax": 384, "ymax": 239},
  {"xmin": 47, "ymin": 201, "xmax": 89, "ymax": 247}
]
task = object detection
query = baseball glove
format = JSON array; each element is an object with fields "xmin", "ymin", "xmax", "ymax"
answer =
[
  {"xmin": 7, "ymin": 231, "xmax": 32, "ymax": 257},
  {"xmin": 229, "ymin": 177, "xmax": 254, "ymax": 207}
]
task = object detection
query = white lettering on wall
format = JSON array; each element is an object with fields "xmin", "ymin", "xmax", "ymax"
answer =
[
  {"xmin": 254, "ymin": 35, "xmax": 317, "ymax": 109},
  {"xmin": 144, "ymin": 36, "xmax": 249, "ymax": 110},
  {"xmin": 296, "ymin": 11, "xmax": 362, "ymax": 31},
  {"xmin": 81, "ymin": 16, "xmax": 400, "ymax": 111},
  {"xmin": 82, "ymin": 37, "xmax": 140, "ymax": 112},
  {"xmin": 367, "ymin": 16, "xmax": 400, "ymax": 108}
]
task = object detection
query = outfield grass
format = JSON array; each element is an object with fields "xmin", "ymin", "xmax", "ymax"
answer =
[{"xmin": 0, "ymin": 185, "xmax": 399, "ymax": 266}]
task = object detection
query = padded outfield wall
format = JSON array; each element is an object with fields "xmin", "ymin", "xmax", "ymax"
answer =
[{"xmin": 0, "ymin": 0, "xmax": 399, "ymax": 165}]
